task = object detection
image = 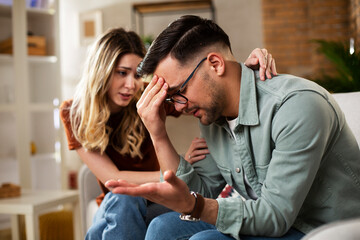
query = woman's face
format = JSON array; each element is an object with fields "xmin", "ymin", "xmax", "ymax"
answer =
[{"xmin": 107, "ymin": 53, "xmax": 143, "ymax": 113}]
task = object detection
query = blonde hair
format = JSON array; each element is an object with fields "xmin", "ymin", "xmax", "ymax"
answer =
[{"xmin": 70, "ymin": 28, "xmax": 147, "ymax": 158}]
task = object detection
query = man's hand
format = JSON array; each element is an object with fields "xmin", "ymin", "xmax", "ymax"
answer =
[
  {"xmin": 105, "ymin": 170, "xmax": 196, "ymax": 214},
  {"xmin": 244, "ymin": 48, "xmax": 277, "ymax": 81},
  {"xmin": 137, "ymin": 75, "xmax": 168, "ymax": 140}
]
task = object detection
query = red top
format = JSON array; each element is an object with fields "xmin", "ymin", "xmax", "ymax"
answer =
[{"xmin": 60, "ymin": 99, "xmax": 180, "ymax": 205}]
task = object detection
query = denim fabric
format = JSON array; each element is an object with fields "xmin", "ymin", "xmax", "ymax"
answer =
[
  {"xmin": 86, "ymin": 192, "xmax": 171, "ymax": 240},
  {"xmin": 145, "ymin": 212, "xmax": 305, "ymax": 240}
]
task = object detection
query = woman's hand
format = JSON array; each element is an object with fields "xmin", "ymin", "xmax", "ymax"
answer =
[
  {"xmin": 244, "ymin": 48, "xmax": 277, "ymax": 81},
  {"xmin": 185, "ymin": 137, "xmax": 210, "ymax": 164}
]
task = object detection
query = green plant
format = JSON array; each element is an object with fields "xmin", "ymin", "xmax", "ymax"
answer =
[
  {"xmin": 312, "ymin": 39, "xmax": 360, "ymax": 93},
  {"xmin": 142, "ymin": 35, "xmax": 154, "ymax": 50}
]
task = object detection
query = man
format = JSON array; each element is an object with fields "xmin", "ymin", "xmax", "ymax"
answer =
[{"xmin": 106, "ymin": 15, "xmax": 360, "ymax": 240}]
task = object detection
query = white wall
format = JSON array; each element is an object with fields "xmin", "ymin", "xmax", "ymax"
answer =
[{"xmin": 59, "ymin": 0, "xmax": 263, "ymax": 169}]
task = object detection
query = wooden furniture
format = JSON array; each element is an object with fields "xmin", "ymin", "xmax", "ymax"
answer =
[
  {"xmin": 0, "ymin": 1, "xmax": 64, "ymax": 190},
  {"xmin": 0, "ymin": 189, "xmax": 78, "ymax": 240},
  {"xmin": 132, "ymin": 0, "xmax": 215, "ymax": 35}
]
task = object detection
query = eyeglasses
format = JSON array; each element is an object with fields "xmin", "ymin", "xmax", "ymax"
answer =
[{"xmin": 166, "ymin": 57, "xmax": 207, "ymax": 104}]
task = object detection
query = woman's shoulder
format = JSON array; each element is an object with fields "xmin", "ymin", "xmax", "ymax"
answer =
[
  {"xmin": 59, "ymin": 99, "xmax": 73, "ymax": 123},
  {"xmin": 60, "ymin": 99, "xmax": 73, "ymax": 110}
]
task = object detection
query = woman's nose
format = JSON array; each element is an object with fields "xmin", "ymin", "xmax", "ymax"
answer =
[{"xmin": 124, "ymin": 77, "xmax": 135, "ymax": 89}]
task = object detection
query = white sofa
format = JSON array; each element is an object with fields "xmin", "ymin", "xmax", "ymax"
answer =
[
  {"xmin": 78, "ymin": 164, "xmax": 101, "ymax": 238},
  {"xmin": 78, "ymin": 91, "xmax": 360, "ymax": 239},
  {"xmin": 301, "ymin": 91, "xmax": 360, "ymax": 239}
]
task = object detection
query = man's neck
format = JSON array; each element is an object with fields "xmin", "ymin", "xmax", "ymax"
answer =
[{"xmin": 222, "ymin": 61, "xmax": 241, "ymax": 119}]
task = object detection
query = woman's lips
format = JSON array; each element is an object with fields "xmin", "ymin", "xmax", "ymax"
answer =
[{"xmin": 119, "ymin": 93, "xmax": 132, "ymax": 100}]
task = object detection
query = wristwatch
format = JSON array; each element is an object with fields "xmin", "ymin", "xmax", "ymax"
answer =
[{"xmin": 179, "ymin": 191, "xmax": 205, "ymax": 222}]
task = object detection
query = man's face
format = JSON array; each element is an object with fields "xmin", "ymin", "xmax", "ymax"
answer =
[{"xmin": 154, "ymin": 55, "xmax": 225, "ymax": 125}]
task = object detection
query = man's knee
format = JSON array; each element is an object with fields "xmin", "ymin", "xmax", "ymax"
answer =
[{"xmin": 146, "ymin": 212, "xmax": 179, "ymax": 239}]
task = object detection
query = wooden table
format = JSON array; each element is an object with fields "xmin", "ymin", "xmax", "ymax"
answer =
[{"xmin": 0, "ymin": 189, "xmax": 79, "ymax": 240}]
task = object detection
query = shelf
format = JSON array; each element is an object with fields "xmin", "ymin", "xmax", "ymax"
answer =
[
  {"xmin": 0, "ymin": 104, "xmax": 15, "ymax": 112},
  {"xmin": 0, "ymin": 0, "xmax": 62, "ymax": 189},
  {"xmin": 0, "ymin": 3, "xmax": 55, "ymax": 16},
  {"xmin": 0, "ymin": 54, "xmax": 57, "ymax": 63},
  {"xmin": 29, "ymin": 55, "xmax": 57, "ymax": 63},
  {"xmin": 29, "ymin": 103, "xmax": 58, "ymax": 111},
  {"xmin": 27, "ymin": 7, "xmax": 56, "ymax": 16},
  {"xmin": 0, "ymin": 54, "xmax": 12, "ymax": 63},
  {"xmin": 0, "ymin": 103, "xmax": 58, "ymax": 113}
]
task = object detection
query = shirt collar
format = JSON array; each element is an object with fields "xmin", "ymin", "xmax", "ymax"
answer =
[
  {"xmin": 237, "ymin": 62, "xmax": 259, "ymax": 126},
  {"xmin": 214, "ymin": 63, "xmax": 259, "ymax": 127}
]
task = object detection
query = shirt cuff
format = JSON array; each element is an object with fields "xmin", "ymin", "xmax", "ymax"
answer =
[
  {"xmin": 216, "ymin": 197, "xmax": 244, "ymax": 240},
  {"xmin": 160, "ymin": 155, "xmax": 193, "ymax": 182}
]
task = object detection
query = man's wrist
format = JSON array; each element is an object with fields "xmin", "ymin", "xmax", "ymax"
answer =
[{"xmin": 180, "ymin": 191, "xmax": 205, "ymax": 221}]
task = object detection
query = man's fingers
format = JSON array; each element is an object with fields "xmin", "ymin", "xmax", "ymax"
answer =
[
  {"xmin": 137, "ymin": 77, "xmax": 166, "ymax": 112},
  {"xmin": 163, "ymin": 170, "xmax": 181, "ymax": 187},
  {"xmin": 151, "ymin": 82, "xmax": 168, "ymax": 107},
  {"xmin": 137, "ymin": 75, "xmax": 158, "ymax": 109}
]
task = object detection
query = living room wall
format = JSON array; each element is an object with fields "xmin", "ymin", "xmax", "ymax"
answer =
[{"xmin": 262, "ymin": 0, "xmax": 359, "ymax": 80}]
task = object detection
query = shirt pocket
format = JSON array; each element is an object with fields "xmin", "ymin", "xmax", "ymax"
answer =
[
  {"xmin": 218, "ymin": 164, "xmax": 234, "ymax": 186},
  {"xmin": 255, "ymin": 164, "xmax": 269, "ymax": 184}
]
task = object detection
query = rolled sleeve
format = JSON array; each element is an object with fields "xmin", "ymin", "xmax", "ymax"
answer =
[{"xmin": 216, "ymin": 197, "xmax": 244, "ymax": 240}]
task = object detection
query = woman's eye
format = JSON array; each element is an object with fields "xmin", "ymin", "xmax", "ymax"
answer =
[
  {"xmin": 117, "ymin": 71, "xmax": 126, "ymax": 76},
  {"xmin": 135, "ymin": 74, "xmax": 141, "ymax": 80}
]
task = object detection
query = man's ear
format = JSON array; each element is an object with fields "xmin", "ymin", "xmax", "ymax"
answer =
[{"xmin": 207, "ymin": 53, "xmax": 225, "ymax": 76}]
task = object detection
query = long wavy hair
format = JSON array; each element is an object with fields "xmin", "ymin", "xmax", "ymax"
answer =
[{"xmin": 70, "ymin": 28, "xmax": 147, "ymax": 158}]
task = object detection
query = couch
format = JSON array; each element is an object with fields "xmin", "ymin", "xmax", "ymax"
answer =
[{"xmin": 78, "ymin": 91, "xmax": 360, "ymax": 239}]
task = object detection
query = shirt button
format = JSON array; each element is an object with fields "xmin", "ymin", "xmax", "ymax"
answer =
[{"xmin": 235, "ymin": 168, "xmax": 241, "ymax": 173}]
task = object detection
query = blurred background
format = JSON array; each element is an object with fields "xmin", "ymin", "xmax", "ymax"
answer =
[{"xmin": 0, "ymin": 0, "xmax": 359, "ymax": 238}]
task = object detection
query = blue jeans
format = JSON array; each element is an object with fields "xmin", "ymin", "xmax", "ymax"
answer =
[
  {"xmin": 86, "ymin": 192, "xmax": 171, "ymax": 240},
  {"xmin": 145, "ymin": 212, "xmax": 305, "ymax": 240}
]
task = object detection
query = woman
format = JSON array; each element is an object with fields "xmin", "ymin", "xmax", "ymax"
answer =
[{"xmin": 60, "ymin": 27, "xmax": 276, "ymax": 240}]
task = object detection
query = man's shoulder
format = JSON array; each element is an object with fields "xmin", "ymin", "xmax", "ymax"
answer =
[{"xmin": 256, "ymin": 73, "xmax": 328, "ymax": 100}]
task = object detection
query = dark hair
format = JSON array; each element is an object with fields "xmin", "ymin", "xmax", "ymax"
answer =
[{"xmin": 137, "ymin": 15, "xmax": 232, "ymax": 76}]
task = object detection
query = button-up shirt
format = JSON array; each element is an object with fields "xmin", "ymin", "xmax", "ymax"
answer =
[{"xmin": 174, "ymin": 63, "xmax": 360, "ymax": 239}]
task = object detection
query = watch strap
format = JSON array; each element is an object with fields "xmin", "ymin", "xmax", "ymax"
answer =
[{"xmin": 179, "ymin": 191, "xmax": 205, "ymax": 221}]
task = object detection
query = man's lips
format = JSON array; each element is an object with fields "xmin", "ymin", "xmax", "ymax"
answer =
[{"xmin": 186, "ymin": 108, "xmax": 200, "ymax": 117}]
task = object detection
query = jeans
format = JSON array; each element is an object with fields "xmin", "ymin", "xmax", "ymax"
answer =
[
  {"xmin": 86, "ymin": 192, "xmax": 171, "ymax": 240},
  {"xmin": 145, "ymin": 212, "xmax": 305, "ymax": 240}
]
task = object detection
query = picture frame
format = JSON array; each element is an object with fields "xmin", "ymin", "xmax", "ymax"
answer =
[{"xmin": 79, "ymin": 10, "xmax": 103, "ymax": 46}]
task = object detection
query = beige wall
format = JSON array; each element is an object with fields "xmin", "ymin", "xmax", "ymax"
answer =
[{"xmin": 59, "ymin": 0, "xmax": 263, "ymax": 169}]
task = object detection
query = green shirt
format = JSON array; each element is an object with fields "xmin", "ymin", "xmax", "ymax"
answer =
[{"xmin": 175, "ymin": 63, "xmax": 360, "ymax": 239}]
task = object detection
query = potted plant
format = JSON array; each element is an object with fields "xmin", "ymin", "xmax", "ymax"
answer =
[{"xmin": 312, "ymin": 39, "xmax": 360, "ymax": 93}]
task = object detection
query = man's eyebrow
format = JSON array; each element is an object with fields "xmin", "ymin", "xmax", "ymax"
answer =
[{"xmin": 167, "ymin": 83, "xmax": 182, "ymax": 94}]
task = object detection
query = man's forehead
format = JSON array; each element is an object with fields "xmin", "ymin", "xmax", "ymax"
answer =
[{"xmin": 154, "ymin": 56, "xmax": 184, "ymax": 91}]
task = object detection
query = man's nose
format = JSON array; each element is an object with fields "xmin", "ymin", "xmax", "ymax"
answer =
[{"xmin": 174, "ymin": 102, "xmax": 187, "ymax": 112}]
